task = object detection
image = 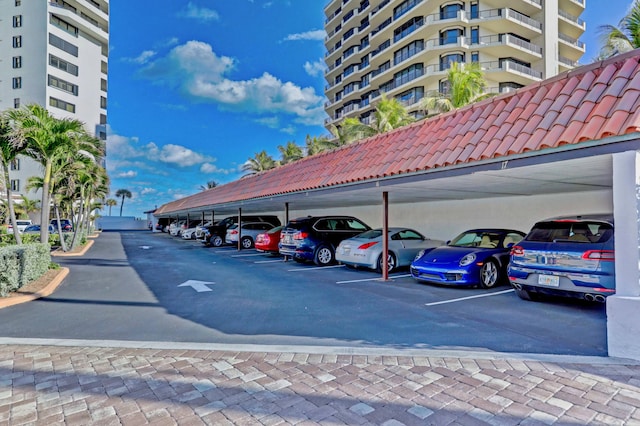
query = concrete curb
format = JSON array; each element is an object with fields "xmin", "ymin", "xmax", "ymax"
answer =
[
  {"xmin": 51, "ymin": 239, "xmax": 94, "ymax": 257},
  {"xmin": 0, "ymin": 267, "xmax": 69, "ymax": 309}
]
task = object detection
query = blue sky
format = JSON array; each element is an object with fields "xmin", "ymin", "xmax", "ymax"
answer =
[{"xmin": 105, "ymin": 0, "xmax": 631, "ymax": 217}]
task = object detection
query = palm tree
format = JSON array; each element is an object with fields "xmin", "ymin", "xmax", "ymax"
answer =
[
  {"xmin": 597, "ymin": 0, "xmax": 640, "ymax": 59},
  {"xmin": 277, "ymin": 141, "xmax": 304, "ymax": 165},
  {"xmin": 420, "ymin": 62, "xmax": 491, "ymax": 116},
  {"xmin": 338, "ymin": 94, "xmax": 414, "ymax": 143},
  {"xmin": 241, "ymin": 151, "xmax": 276, "ymax": 175},
  {"xmin": 7, "ymin": 104, "xmax": 91, "ymax": 243},
  {"xmin": 304, "ymin": 134, "xmax": 334, "ymax": 156},
  {"xmin": 199, "ymin": 181, "xmax": 218, "ymax": 191},
  {"xmin": 0, "ymin": 112, "xmax": 25, "ymax": 244},
  {"xmin": 115, "ymin": 189, "xmax": 132, "ymax": 217},
  {"xmin": 18, "ymin": 195, "xmax": 40, "ymax": 219},
  {"xmin": 105, "ymin": 198, "xmax": 118, "ymax": 215}
]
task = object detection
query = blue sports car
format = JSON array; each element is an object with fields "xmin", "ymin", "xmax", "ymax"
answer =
[{"xmin": 410, "ymin": 229, "xmax": 526, "ymax": 288}]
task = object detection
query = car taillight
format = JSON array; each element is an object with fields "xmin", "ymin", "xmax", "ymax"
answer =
[
  {"xmin": 263, "ymin": 235, "xmax": 270, "ymax": 244},
  {"xmin": 294, "ymin": 232, "xmax": 308, "ymax": 240},
  {"xmin": 582, "ymin": 250, "xmax": 615, "ymax": 261},
  {"xmin": 358, "ymin": 242, "xmax": 378, "ymax": 250},
  {"xmin": 230, "ymin": 230, "xmax": 238, "ymax": 235},
  {"xmin": 510, "ymin": 245, "xmax": 524, "ymax": 256}
]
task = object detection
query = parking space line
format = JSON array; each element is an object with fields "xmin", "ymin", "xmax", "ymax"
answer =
[
  {"xmin": 336, "ymin": 274, "xmax": 411, "ymax": 284},
  {"xmin": 254, "ymin": 259, "xmax": 284, "ymax": 264},
  {"xmin": 230, "ymin": 253, "xmax": 262, "ymax": 258},
  {"xmin": 288, "ymin": 265, "xmax": 345, "ymax": 272},
  {"xmin": 425, "ymin": 289, "xmax": 514, "ymax": 306}
]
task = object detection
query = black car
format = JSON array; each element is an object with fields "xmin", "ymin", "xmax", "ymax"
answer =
[
  {"xmin": 50, "ymin": 219, "xmax": 72, "ymax": 232},
  {"xmin": 202, "ymin": 215, "xmax": 281, "ymax": 247},
  {"xmin": 279, "ymin": 216, "xmax": 371, "ymax": 265}
]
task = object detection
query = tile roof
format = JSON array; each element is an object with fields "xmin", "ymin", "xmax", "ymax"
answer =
[{"xmin": 155, "ymin": 50, "xmax": 640, "ymax": 215}]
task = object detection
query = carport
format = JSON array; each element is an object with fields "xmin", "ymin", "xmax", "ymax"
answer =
[{"xmin": 154, "ymin": 50, "xmax": 640, "ymax": 360}]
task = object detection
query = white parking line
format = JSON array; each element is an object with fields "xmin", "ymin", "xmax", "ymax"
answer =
[
  {"xmin": 425, "ymin": 289, "xmax": 515, "ymax": 306},
  {"xmin": 288, "ymin": 265, "xmax": 345, "ymax": 272},
  {"xmin": 254, "ymin": 259, "xmax": 284, "ymax": 264},
  {"xmin": 336, "ymin": 274, "xmax": 411, "ymax": 284},
  {"xmin": 230, "ymin": 253, "xmax": 263, "ymax": 258}
]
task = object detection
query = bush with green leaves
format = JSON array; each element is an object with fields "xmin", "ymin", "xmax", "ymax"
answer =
[{"xmin": 0, "ymin": 243, "xmax": 51, "ymax": 297}]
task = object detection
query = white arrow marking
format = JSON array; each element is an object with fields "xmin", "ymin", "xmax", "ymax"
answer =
[
  {"xmin": 140, "ymin": 246, "xmax": 151, "ymax": 249},
  {"xmin": 178, "ymin": 280, "xmax": 215, "ymax": 292}
]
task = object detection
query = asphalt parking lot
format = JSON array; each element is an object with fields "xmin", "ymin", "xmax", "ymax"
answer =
[{"xmin": 0, "ymin": 231, "xmax": 607, "ymax": 356}]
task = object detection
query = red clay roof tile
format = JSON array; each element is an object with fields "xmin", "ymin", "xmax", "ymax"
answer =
[{"xmin": 156, "ymin": 50, "xmax": 640, "ymax": 215}]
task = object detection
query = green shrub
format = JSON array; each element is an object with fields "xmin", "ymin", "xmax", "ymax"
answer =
[{"xmin": 0, "ymin": 243, "xmax": 51, "ymax": 297}]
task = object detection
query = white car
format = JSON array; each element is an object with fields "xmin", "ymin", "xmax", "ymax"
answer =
[
  {"xmin": 336, "ymin": 227, "xmax": 444, "ymax": 273},
  {"xmin": 225, "ymin": 222, "xmax": 275, "ymax": 249},
  {"xmin": 181, "ymin": 227, "xmax": 198, "ymax": 240},
  {"xmin": 7, "ymin": 219, "xmax": 33, "ymax": 233}
]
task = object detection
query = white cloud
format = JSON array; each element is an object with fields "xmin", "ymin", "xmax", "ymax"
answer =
[
  {"xmin": 141, "ymin": 188, "xmax": 157, "ymax": 195},
  {"xmin": 145, "ymin": 142, "xmax": 214, "ymax": 167},
  {"xmin": 139, "ymin": 41, "xmax": 326, "ymax": 126},
  {"xmin": 117, "ymin": 170, "xmax": 138, "ymax": 178},
  {"xmin": 125, "ymin": 50, "xmax": 157, "ymax": 65},
  {"xmin": 284, "ymin": 30, "xmax": 325, "ymax": 41},
  {"xmin": 303, "ymin": 59, "xmax": 326, "ymax": 77},
  {"xmin": 179, "ymin": 2, "xmax": 220, "ymax": 21}
]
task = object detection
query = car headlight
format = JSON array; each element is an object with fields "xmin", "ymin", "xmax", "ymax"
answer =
[
  {"xmin": 414, "ymin": 250, "xmax": 425, "ymax": 261},
  {"xmin": 459, "ymin": 253, "xmax": 476, "ymax": 266}
]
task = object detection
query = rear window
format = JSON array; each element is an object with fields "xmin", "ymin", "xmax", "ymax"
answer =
[{"xmin": 526, "ymin": 221, "xmax": 613, "ymax": 244}]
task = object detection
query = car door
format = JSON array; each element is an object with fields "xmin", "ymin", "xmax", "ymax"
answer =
[{"xmin": 393, "ymin": 229, "xmax": 425, "ymax": 264}]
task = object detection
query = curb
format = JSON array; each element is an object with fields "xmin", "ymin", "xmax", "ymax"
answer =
[
  {"xmin": 0, "ymin": 267, "xmax": 69, "ymax": 309},
  {"xmin": 51, "ymin": 239, "xmax": 94, "ymax": 257}
]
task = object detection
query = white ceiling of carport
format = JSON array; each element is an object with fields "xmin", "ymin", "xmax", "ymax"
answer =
[{"xmin": 179, "ymin": 154, "xmax": 612, "ymax": 217}]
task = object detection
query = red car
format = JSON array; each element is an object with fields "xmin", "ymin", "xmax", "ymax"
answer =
[{"xmin": 255, "ymin": 226, "xmax": 283, "ymax": 254}]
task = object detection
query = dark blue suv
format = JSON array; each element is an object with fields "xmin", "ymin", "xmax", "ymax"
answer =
[
  {"xmin": 279, "ymin": 216, "xmax": 371, "ymax": 265},
  {"xmin": 508, "ymin": 214, "xmax": 615, "ymax": 303}
]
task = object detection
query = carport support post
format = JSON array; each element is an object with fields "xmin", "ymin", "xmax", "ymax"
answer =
[
  {"xmin": 607, "ymin": 150, "xmax": 640, "ymax": 360},
  {"xmin": 201, "ymin": 211, "xmax": 204, "ymax": 224},
  {"xmin": 382, "ymin": 191, "xmax": 389, "ymax": 281},
  {"xmin": 237, "ymin": 208, "xmax": 242, "ymax": 251}
]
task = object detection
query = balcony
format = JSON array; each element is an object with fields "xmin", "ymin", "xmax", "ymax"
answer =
[
  {"xmin": 481, "ymin": 60, "xmax": 542, "ymax": 86},
  {"xmin": 559, "ymin": 9, "xmax": 586, "ymax": 38},
  {"xmin": 472, "ymin": 8, "xmax": 542, "ymax": 39},
  {"xmin": 468, "ymin": 34, "xmax": 542, "ymax": 61}
]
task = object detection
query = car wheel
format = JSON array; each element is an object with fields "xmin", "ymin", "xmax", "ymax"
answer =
[
  {"xmin": 314, "ymin": 246, "xmax": 334, "ymax": 266},
  {"xmin": 479, "ymin": 260, "xmax": 500, "ymax": 288},
  {"xmin": 210, "ymin": 235, "xmax": 223, "ymax": 247},
  {"xmin": 241, "ymin": 236, "xmax": 254, "ymax": 249},
  {"xmin": 376, "ymin": 252, "xmax": 397, "ymax": 273}
]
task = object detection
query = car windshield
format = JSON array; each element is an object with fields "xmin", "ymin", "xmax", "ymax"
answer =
[
  {"xmin": 449, "ymin": 231, "xmax": 502, "ymax": 248},
  {"xmin": 526, "ymin": 221, "xmax": 613, "ymax": 243}
]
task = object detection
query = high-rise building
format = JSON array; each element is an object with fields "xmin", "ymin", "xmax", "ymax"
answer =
[
  {"xmin": 0, "ymin": 0, "xmax": 109, "ymax": 203},
  {"xmin": 324, "ymin": 0, "xmax": 585, "ymax": 127}
]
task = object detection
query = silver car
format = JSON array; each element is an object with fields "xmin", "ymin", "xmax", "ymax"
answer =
[
  {"xmin": 337, "ymin": 227, "xmax": 443, "ymax": 273},
  {"xmin": 225, "ymin": 222, "xmax": 276, "ymax": 249}
]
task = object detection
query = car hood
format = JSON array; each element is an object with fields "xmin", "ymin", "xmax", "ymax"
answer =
[{"xmin": 418, "ymin": 246, "xmax": 487, "ymax": 263}]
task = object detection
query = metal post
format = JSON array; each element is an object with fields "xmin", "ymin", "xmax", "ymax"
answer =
[
  {"xmin": 283, "ymin": 203, "xmax": 289, "ymax": 261},
  {"xmin": 237, "ymin": 208, "xmax": 242, "ymax": 251},
  {"xmin": 382, "ymin": 191, "xmax": 389, "ymax": 281}
]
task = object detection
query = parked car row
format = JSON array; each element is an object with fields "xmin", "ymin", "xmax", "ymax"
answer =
[{"xmin": 160, "ymin": 213, "xmax": 615, "ymax": 304}]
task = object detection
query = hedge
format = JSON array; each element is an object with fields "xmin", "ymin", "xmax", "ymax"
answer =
[{"xmin": 0, "ymin": 243, "xmax": 51, "ymax": 297}]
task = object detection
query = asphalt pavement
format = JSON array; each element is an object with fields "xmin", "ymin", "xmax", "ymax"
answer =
[{"xmin": 0, "ymin": 232, "xmax": 639, "ymax": 425}]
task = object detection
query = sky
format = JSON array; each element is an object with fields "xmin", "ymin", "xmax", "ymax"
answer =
[{"xmin": 105, "ymin": 0, "xmax": 632, "ymax": 217}]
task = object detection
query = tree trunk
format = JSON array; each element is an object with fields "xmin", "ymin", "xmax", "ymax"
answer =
[
  {"xmin": 40, "ymin": 160, "xmax": 52, "ymax": 244},
  {"xmin": 2, "ymin": 162, "xmax": 22, "ymax": 245},
  {"xmin": 54, "ymin": 203, "xmax": 67, "ymax": 252}
]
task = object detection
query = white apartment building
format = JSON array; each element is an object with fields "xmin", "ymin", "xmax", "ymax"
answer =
[
  {"xmin": 0, "ymin": 0, "xmax": 109, "ymax": 206},
  {"xmin": 324, "ymin": 0, "xmax": 585, "ymax": 126}
]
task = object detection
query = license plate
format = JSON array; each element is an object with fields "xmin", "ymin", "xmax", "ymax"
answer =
[
  {"xmin": 283, "ymin": 235, "xmax": 292, "ymax": 244},
  {"xmin": 538, "ymin": 274, "xmax": 559, "ymax": 287}
]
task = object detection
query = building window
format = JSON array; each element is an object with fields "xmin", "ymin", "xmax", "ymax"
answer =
[
  {"xmin": 49, "ymin": 33, "xmax": 78, "ymax": 57},
  {"xmin": 100, "ymin": 96, "xmax": 107, "ymax": 109},
  {"xmin": 10, "ymin": 180, "xmax": 20, "ymax": 192},
  {"xmin": 14, "ymin": 98, "xmax": 20, "ymax": 108},
  {"xmin": 15, "ymin": 0, "xmax": 22, "ymax": 6},
  {"xmin": 12, "ymin": 36, "xmax": 22, "ymax": 48},
  {"xmin": 101, "ymin": 78, "xmax": 107, "ymax": 91},
  {"xmin": 471, "ymin": 27, "xmax": 479, "ymax": 44},
  {"xmin": 100, "ymin": 114, "xmax": 107, "ymax": 125},
  {"xmin": 440, "ymin": 28, "xmax": 464, "ymax": 45},
  {"xmin": 50, "ymin": 15, "xmax": 78, "ymax": 37},
  {"xmin": 440, "ymin": 53, "xmax": 464, "ymax": 71},
  {"xmin": 12, "ymin": 56, "xmax": 22, "ymax": 68},
  {"xmin": 471, "ymin": 51, "xmax": 479, "ymax": 63},
  {"xmin": 10, "ymin": 159, "xmax": 20, "ymax": 171},
  {"xmin": 12, "ymin": 77, "xmax": 22, "ymax": 89},
  {"xmin": 13, "ymin": 15, "xmax": 22, "ymax": 27},
  {"xmin": 440, "ymin": 3, "xmax": 464, "ymax": 20},
  {"xmin": 49, "ymin": 97, "xmax": 75, "ymax": 113},
  {"xmin": 48, "ymin": 75, "xmax": 79, "ymax": 95},
  {"xmin": 49, "ymin": 54, "xmax": 79, "ymax": 76},
  {"xmin": 394, "ymin": 40, "xmax": 424, "ymax": 65}
]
